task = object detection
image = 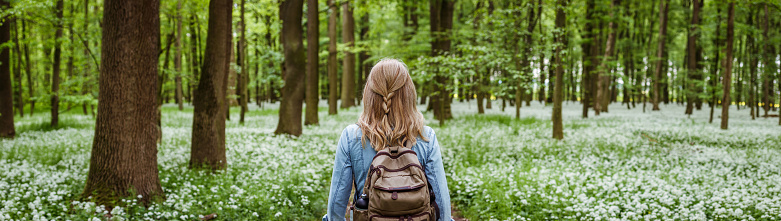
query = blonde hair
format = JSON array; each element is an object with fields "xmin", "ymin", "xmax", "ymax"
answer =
[{"xmin": 358, "ymin": 59, "xmax": 427, "ymax": 151}]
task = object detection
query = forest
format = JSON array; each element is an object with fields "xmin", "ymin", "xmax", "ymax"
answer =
[{"xmin": 0, "ymin": 0, "xmax": 780, "ymax": 220}]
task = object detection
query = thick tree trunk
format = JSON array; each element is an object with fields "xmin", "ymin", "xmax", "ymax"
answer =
[
  {"xmin": 304, "ymin": 0, "xmax": 319, "ymax": 125},
  {"xmin": 430, "ymin": 0, "xmax": 454, "ymax": 122},
  {"xmin": 0, "ymin": 1, "xmax": 14, "ymax": 138},
  {"xmin": 327, "ymin": 0, "xmax": 338, "ymax": 115},
  {"xmin": 83, "ymin": 0, "xmax": 163, "ymax": 207},
  {"xmin": 552, "ymin": 0, "xmax": 566, "ymax": 140},
  {"xmin": 340, "ymin": 0, "xmax": 356, "ymax": 109},
  {"xmin": 191, "ymin": 0, "xmax": 232, "ymax": 169},
  {"xmin": 51, "ymin": 0, "xmax": 63, "ymax": 128},
  {"xmin": 275, "ymin": 0, "xmax": 306, "ymax": 136},
  {"xmin": 652, "ymin": 0, "xmax": 667, "ymax": 111},
  {"xmin": 721, "ymin": 3, "xmax": 734, "ymax": 129},
  {"xmin": 174, "ymin": 0, "xmax": 184, "ymax": 110},
  {"xmin": 596, "ymin": 0, "xmax": 619, "ymax": 115}
]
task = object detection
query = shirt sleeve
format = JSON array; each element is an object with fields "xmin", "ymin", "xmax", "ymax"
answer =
[
  {"xmin": 324, "ymin": 128, "xmax": 354, "ymax": 221},
  {"xmin": 425, "ymin": 129, "xmax": 453, "ymax": 221}
]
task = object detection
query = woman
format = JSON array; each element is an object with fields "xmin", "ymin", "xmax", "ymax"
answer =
[{"xmin": 323, "ymin": 59, "xmax": 452, "ymax": 221}]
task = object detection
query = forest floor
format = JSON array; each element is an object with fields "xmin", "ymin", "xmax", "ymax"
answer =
[{"xmin": 1, "ymin": 100, "xmax": 780, "ymax": 220}]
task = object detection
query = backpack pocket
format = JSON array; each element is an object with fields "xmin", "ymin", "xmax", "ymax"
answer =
[
  {"xmin": 369, "ymin": 173, "xmax": 429, "ymax": 216},
  {"xmin": 367, "ymin": 210, "xmax": 433, "ymax": 221},
  {"xmin": 352, "ymin": 207, "xmax": 369, "ymax": 221}
]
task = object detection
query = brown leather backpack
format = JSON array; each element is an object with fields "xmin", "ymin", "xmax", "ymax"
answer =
[{"xmin": 352, "ymin": 146, "xmax": 439, "ymax": 221}]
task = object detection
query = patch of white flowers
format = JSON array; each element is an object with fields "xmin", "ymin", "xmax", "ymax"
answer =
[{"xmin": 1, "ymin": 101, "xmax": 779, "ymax": 220}]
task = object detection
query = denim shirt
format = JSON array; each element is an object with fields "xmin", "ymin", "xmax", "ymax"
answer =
[{"xmin": 323, "ymin": 125, "xmax": 453, "ymax": 221}]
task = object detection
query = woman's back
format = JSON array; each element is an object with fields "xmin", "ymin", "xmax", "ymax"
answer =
[
  {"xmin": 323, "ymin": 59, "xmax": 452, "ymax": 221},
  {"xmin": 324, "ymin": 125, "xmax": 452, "ymax": 221}
]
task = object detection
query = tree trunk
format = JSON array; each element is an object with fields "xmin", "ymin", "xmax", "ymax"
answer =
[
  {"xmin": 552, "ymin": 0, "xmax": 566, "ymax": 140},
  {"xmin": 709, "ymin": 6, "xmax": 721, "ymax": 124},
  {"xmin": 357, "ymin": 14, "xmax": 370, "ymax": 105},
  {"xmin": 51, "ymin": 0, "xmax": 63, "ymax": 128},
  {"xmin": 684, "ymin": 0, "xmax": 700, "ymax": 115},
  {"xmin": 82, "ymin": 0, "xmax": 91, "ymax": 115},
  {"xmin": 327, "ymin": 0, "xmax": 338, "ymax": 115},
  {"xmin": 762, "ymin": 3, "xmax": 773, "ymax": 118},
  {"xmin": 13, "ymin": 20, "xmax": 23, "ymax": 118},
  {"xmin": 340, "ymin": 0, "xmax": 356, "ymax": 109},
  {"xmin": 305, "ymin": 0, "xmax": 319, "ymax": 125},
  {"xmin": 189, "ymin": 14, "xmax": 201, "ymax": 104},
  {"xmin": 0, "ymin": 1, "xmax": 14, "ymax": 138},
  {"xmin": 720, "ymin": 3, "xmax": 734, "ymax": 130},
  {"xmin": 275, "ymin": 0, "xmax": 306, "ymax": 136},
  {"xmin": 596, "ymin": 0, "xmax": 619, "ymax": 115},
  {"xmin": 581, "ymin": 0, "xmax": 595, "ymax": 118},
  {"xmin": 22, "ymin": 19, "xmax": 34, "ymax": 116},
  {"xmin": 238, "ymin": 0, "xmax": 248, "ymax": 123},
  {"xmin": 83, "ymin": 0, "xmax": 163, "ymax": 207},
  {"xmin": 652, "ymin": 0, "xmax": 667, "ymax": 111},
  {"xmin": 430, "ymin": 0, "xmax": 455, "ymax": 122},
  {"xmin": 191, "ymin": 0, "xmax": 232, "ymax": 170},
  {"xmin": 174, "ymin": 0, "xmax": 184, "ymax": 110}
]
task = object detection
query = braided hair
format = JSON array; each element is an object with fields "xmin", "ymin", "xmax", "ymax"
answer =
[{"xmin": 358, "ymin": 59, "xmax": 427, "ymax": 151}]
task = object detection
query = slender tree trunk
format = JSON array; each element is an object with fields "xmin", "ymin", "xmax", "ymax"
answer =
[
  {"xmin": 327, "ymin": 0, "xmax": 338, "ymax": 115},
  {"xmin": 23, "ymin": 19, "xmax": 34, "ymax": 116},
  {"xmin": 652, "ymin": 0, "xmax": 667, "ymax": 111},
  {"xmin": 304, "ymin": 0, "xmax": 319, "ymax": 125},
  {"xmin": 357, "ymin": 14, "xmax": 369, "ymax": 105},
  {"xmin": 275, "ymin": 0, "xmax": 306, "ymax": 136},
  {"xmin": 340, "ymin": 0, "xmax": 355, "ymax": 108},
  {"xmin": 51, "ymin": 0, "xmax": 63, "ymax": 127},
  {"xmin": 582, "ymin": 0, "xmax": 595, "ymax": 118},
  {"xmin": 596, "ymin": 0, "xmax": 619, "ymax": 115},
  {"xmin": 0, "ymin": 1, "xmax": 14, "ymax": 138},
  {"xmin": 174, "ymin": 0, "xmax": 184, "ymax": 110},
  {"xmin": 238, "ymin": 0, "xmax": 248, "ymax": 123},
  {"xmin": 684, "ymin": 0, "xmax": 700, "ymax": 115},
  {"xmin": 83, "ymin": 0, "xmax": 163, "ymax": 207},
  {"xmin": 191, "ymin": 0, "xmax": 232, "ymax": 170},
  {"xmin": 82, "ymin": 0, "xmax": 91, "ymax": 115},
  {"xmin": 762, "ymin": 3, "xmax": 773, "ymax": 118},
  {"xmin": 552, "ymin": 0, "xmax": 566, "ymax": 140},
  {"xmin": 709, "ymin": 6, "xmax": 721, "ymax": 124},
  {"xmin": 721, "ymin": 3, "xmax": 734, "ymax": 130},
  {"xmin": 189, "ymin": 14, "xmax": 201, "ymax": 104},
  {"xmin": 13, "ymin": 20, "xmax": 23, "ymax": 118}
]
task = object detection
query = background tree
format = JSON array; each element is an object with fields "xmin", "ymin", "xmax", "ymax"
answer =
[
  {"xmin": 340, "ymin": 0, "xmax": 356, "ymax": 109},
  {"xmin": 50, "ymin": 0, "xmax": 63, "ymax": 127},
  {"xmin": 82, "ymin": 0, "xmax": 163, "ymax": 206},
  {"xmin": 327, "ymin": 0, "xmax": 338, "ymax": 115},
  {"xmin": 552, "ymin": 0, "xmax": 566, "ymax": 140},
  {"xmin": 652, "ymin": 0, "xmax": 668, "ymax": 111},
  {"xmin": 0, "ymin": 0, "xmax": 14, "ymax": 138},
  {"xmin": 304, "ymin": 0, "xmax": 319, "ymax": 125},
  {"xmin": 720, "ymin": 2, "xmax": 733, "ymax": 130},
  {"xmin": 275, "ymin": 0, "xmax": 305, "ymax": 136},
  {"xmin": 191, "ymin": 0, "xmax": 232, "ymax": 170}
]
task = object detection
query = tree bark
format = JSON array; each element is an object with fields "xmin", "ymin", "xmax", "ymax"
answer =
[
  {"xmin": 13, "ymin": 20, "xmax": 23, "ymax": 118},
  {"xmin": 552, "ymin": 0, "xmax": 566, "ymax": 140},
  {"xmin": 238, "ymin": 0, "xmax": 248, "ymax": 123},
  {"xmin": 652, "ymin": 0, "xmax": 667, "ymax": 111},
  {"xmin": 340, "ymin": 0, "xmax": 356, "ymax": 109},
  {"xmin": 762, "ymin": 3, "xmax": 773, "ymax": 117},
  {"xmin": 275, "ymin": 0, "xmax": 306, "ymax": 136},
  {"xmin": 581, "ymin": 0, "xmax": 595, "ymax": 118},
  {"xmin": 684, "ymin": 0, "xmax": 700, "ymax": 115},
  {"xmin": 305, "ymin": 0, "xmax": 319, "ymax": 125},
  {"xmin": 83, "ymin": 0, "xmax": 163, "ymax": 207},
  {"xmin": 720, "ymin": 3, "xmax": 734, "ymax": 130},
  {"xmin": 191, "ymin": 0, "xmax": 232, "ymax": 169},
  {"xmin": 174, "ymin": 0, "xmax": 184, "ymax": 110},
  {"xmin": 51, "ymin": 0, "xmax": 63, "ymax": 128},
  {"xmin": 327, "ymin": 0, "xmax": 338, "ymax": 115},
  {"xmin": 0, "ymin": 1, "xmax": 14, "ymax": 138},
  {"xmin": 596, "ymin": 0, "xmax": 619, "ymax": 114},
  {"xmin": 82, "ymin": 0, "xmax": 91, "ymax": 115},
  {"xmin": 189, "ymin": 14, "xmax": 201, "ymax": 104},
  {"xmin": 22, "ymin": 18, "xmax": 34, "ymax": 117}
]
